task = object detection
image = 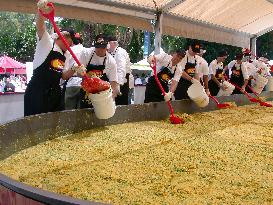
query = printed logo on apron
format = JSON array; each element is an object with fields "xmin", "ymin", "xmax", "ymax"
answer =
[
  {"xmin": 87, "ymin": 69, "xmax": 104, "ymax": 78},
  {"xmin": 232, "ymin": 65, "xmax": 242, "ymax": 77},
  {"xmin": 160, "ymin": 73, "xmax": 171, "ymax": 82},
  {"xmin": 50, "ymin": 59, "xmax": 65, "ymax": 72},
  {"xmin": 186, "ymin": 67, "xmax": 195, "ymax": 76},
  {"xmin": 184, "ymin": 56, "xmax": 197, "ymax": 78}
]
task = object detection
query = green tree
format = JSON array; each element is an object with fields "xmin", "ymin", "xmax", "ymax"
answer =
[
  {"xmin": 0, "ymin": 11, "xmax": 272, "ymax": 65},
  {"xmin": 128, "ymin": 29, "xmax": 144, "ymax": 63},
  {"xmin": 257, "ymin": 32, "xmax": 273, "ymax": 59},
  {"xmin": 0, "ymin": 12, "xmax": 36, "ymax": 62}
]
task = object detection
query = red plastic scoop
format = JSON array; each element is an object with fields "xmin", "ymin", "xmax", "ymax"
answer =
[
  {"xmin": 81, "ymin": 76, "xmax": 110, "ymax": 94},
  {"xmin": 247, "ymin": 85, "xmax": 272, "ymax": 107},
  {"xmin": 39, "ymin": 2, "xmax": 109, "ymax": 94},
  {"xmin": 209, "ymin": 95, "xmax": 231, "ymax": 109},
  {"xmin": 150, "ymin": 61, "xmax": 184, "ymax": 124}
]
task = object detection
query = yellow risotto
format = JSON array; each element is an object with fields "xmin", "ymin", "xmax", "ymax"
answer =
[{"xmin": 0, "ymin": 103, "xmax": 273, "ymax": 204}]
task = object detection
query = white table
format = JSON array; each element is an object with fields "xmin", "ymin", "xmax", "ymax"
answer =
[{"xmin": 0, "ymin": 92, "xmax": 24, "ymax": 124}]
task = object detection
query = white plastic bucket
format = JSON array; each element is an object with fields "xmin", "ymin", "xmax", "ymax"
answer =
[
  {"xmin": 252, "ymin": 75, "xmax": 268, "ymax": 94},
  {"xmin": 187, "ymin": 83, "xmax": 209, "ymax": 108},
  {"xmin": 217, "ymin": 81, "xmax": 235, "ymax": 97},
  {"xmin": 266, "ymin": 76, "xmax": 273, "ymax": 91},
  {"xmin": 88, "ymin": 88, "xmax": 116, "ymax": 119}
]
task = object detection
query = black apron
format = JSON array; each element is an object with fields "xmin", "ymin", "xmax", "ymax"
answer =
[
  {"xmin": 208, "ymin": 62, "xmax": 224, "ymax": 96},
  {"xmin": 24, "ymin": 46, "xmax": 65, "ymax": 116},
  {"xmin": 174, "ymin": 56, "xmax": 197, "ymax": 100},
  {"xmin": 230, "ymin": 63, "xmax": 244, "ymax": 94},
  {"xmin": 144, "ymin": 64, "xmax": 174, "ymax": 103},
  {"xmin": 111, "ymin": 47, "xmax": 130, "ymax": 105},
  {"xmin": 80, "ymin": 51, "xmax": 108, "ymax": 108}
]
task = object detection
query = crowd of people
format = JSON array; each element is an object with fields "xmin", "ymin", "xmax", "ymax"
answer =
[
  {"xmin": 0, "ymin": 74, "xmax": 27, "ymax": 93},
  {"xmin": 23, "ymin": 0, "xmax": 272, "ymax": 117}
]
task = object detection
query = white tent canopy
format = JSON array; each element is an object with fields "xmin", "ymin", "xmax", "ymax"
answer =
[{"xmin": 1, "ymin": 0, "xmax": 273, "ymax": 47}]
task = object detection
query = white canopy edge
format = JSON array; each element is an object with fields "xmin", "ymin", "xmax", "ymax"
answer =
[{"xmin": 0, "ymin": 0, "xmax": 262, "ymax": 48}]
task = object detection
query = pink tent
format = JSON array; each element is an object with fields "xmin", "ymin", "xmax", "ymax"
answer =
[{"xmin": 0, "ymin": 55, "xmax": 26, "ymax": 75}]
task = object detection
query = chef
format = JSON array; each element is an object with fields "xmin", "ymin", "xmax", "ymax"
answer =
[
  {"xmin": 24, "ymin": 0, "xmax": 82, "ymax": 116},
  {"xmin": 108, "ymin": 36, "xmax": 131, "ymax": 105},
  {"xmin": 241, "ymin": 50, "xmax": 258, "ymax": 93},
  {"xmin": 197, "ymin": 47, "xmax": 210, "ymax": 96},
  {"xmin": 63, "ymin": 33, "xmax": 84, "ymax": 110},
  {"xmin": 208, "ymin": 50, "xmax": 229, "ymax": 96},
  {"xmin": 227, "ymin": 53, "xmax": 249, "ymax": 94},
  {"xmin": 170, "ymin": 40, "xmax": 203, "ymax": 100},
  {"xmin": 77, "ymin": 33, "xmax": 119, "ymax": 108},
  {"xmin": 144, "ymin": 49, "xmax": 185, "ymax": 103}
]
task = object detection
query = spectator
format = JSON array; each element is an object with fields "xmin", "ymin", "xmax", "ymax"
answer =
[
  {"xmin": 135, "ymin": 74, "xmax": 142, "ymax": 85},
  {"xmin": 4, "ymin": 77, "xmax": 15, "ymax": 92},
  {"xmin": 0, "ymin": 78, "xmax": 5, "ymax": 92}
]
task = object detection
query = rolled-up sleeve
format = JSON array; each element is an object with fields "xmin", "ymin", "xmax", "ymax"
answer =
[
  {"xmin": 200, "ymin": 60, "xmax": 209, "ymax": 75},
  {"xmin": 241, "ymin": 64, "xmax": 249, "ymax": 80}
]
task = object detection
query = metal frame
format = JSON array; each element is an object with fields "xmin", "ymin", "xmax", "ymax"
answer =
[
  {"xmin": 255, "ymin": 25, "xmax": 273, "ymax": 38},
  {"xmin": 164, "ymin": 12, "xmax": 253, "ymax": 37},
  {"xmin": 52, "ymin": 0, "xmax": 253, "ymax": 37},
  {"xmin": 52, "ymin": 0, "xmax": 156, "ymax": 20},
  {"xmin": 161, "ymin": 0, "xmax": 186, "ymax": 12}
]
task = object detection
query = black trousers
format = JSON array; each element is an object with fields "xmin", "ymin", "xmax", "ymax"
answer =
[{"xmin": 115, "ymin": 74, "xmax": 130, "ymax": 105}]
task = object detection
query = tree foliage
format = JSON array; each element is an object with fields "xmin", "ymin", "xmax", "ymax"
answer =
[
  {"xmin": 0, "ymin": 11, "xmax": 272, "ymax": 65},
  {"xmin": 0, "ymin": 12, "xmax": 36, "ymax": 62}
]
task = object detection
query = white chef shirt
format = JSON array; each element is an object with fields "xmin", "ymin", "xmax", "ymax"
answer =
[
  {"xmin": 79, "ymin": 47, "xmax": 118, "ymax": 82},
  {"xmin": 197, "ymin": 57, "xmax": 209, "ymax": 79},
  {"xmin": 147, "ymin": 51, "xmax": 177, "ymax": 74},
  {"xmin": 209, "ymin": 59, "xmax": 224, "ymax": 75},
  {"xmin": 252, "ymin": 60, "xmax": 271, "ymax": 77},
  {"xmin": 33, "ymin": 31, "xmax": 64, "ymax": 70},
  {"xmin": 173, "ymin": 51, "xmax": 200, "ymax": 82},
  {"xmin": 244, "ymin": 61, "xmax": 258, "ymax": 77},
  {"xmin": 227, "ymin": 60, "xmax": 249, "ymax": 80},
  {"xmin": 64, "ymin": 44, "xmax": 84, "ymax": 87},
  {"xmin": 110, "ymin": 47, "xmax": 131, "ymax": 85}
]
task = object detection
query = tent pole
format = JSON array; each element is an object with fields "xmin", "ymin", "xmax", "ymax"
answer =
[
  {"xmin": 153, "ymin": 0, "xmax": 162, "ymax": 55},
  {"xmin": 250, "ymin": 37, "xmax": 257, "ymax": 56}
]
